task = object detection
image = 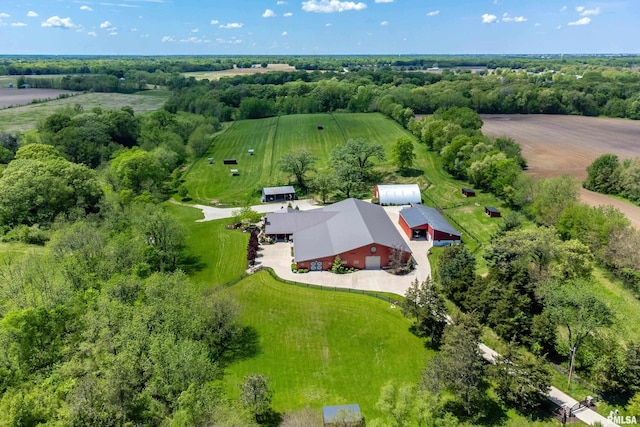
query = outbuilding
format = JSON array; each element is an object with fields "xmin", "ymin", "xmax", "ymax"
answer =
[
  {"xmin": 399, "ymin": 205, "xmax": 461, "ymax": 246},
  {"xmin": 264, "ymin": 198, "xmax": 411, "ymax": 270},
  {"xmin": 262, "ymin": 186, "xmax": 296, "ymax": 203},
  {"xmin": 374, "ymin": 184, "xmax": 421, "ymax": 206},
  {"xmin": 461, "ymin": 187, "xmax": 476, "ymax": 197},
  {"xmin": 485, "ymin": 206, "xmax": 501, "ymax": 217}
]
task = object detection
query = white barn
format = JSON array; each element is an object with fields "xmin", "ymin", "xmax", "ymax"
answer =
[{"xmin": 374, "ymin": 184, "xmax": 422, "ymax": 206}]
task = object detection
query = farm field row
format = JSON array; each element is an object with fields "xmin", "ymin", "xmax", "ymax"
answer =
[{"xmin": 0, "ymin": 90, "xmax": 170, "ymax": 132}]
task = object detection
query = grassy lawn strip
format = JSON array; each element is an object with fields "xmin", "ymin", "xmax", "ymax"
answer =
[
  {"xmin": 221, "ymin": 271, "xmax": 432, "ymax": 420},
  {"xmin": 164, "ymin": 203, "xmax": 249, "ymax": 288}
]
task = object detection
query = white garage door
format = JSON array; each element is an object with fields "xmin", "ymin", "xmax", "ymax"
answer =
[{"xmin": 365, "ymin": 256, "xmax": 381, "ymax": 270}]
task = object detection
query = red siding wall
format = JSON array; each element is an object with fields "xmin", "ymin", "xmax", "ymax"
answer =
[
  {"xmin": 429, "ymin": 225, "xmax": 461, "ymax": 242},
  {"xmin": 398, "ymin": 215, "xmax": 413, "ymax": 239},
  {"xmin": 296, "ymin": 243, "xmax": 410, "ymax": 270}
]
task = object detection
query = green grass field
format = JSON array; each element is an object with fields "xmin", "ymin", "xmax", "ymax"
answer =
[
  {"xmin": 0, "ymin": 90, "xmax": 170, "ymax": 132},
  {"xmin": 164, "ymin": 203, "xmax": 249, "ymax": 288},
  {"xmin": 182, "ymin": 113, "xmax": 419, "ymax": 206},
  {"xmin": 221, "ymin": 271, "xmax": 432, "ymax": 420}
]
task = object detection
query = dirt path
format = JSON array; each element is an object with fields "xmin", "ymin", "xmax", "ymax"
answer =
[{"xmin": 482, "ymin": 114, "xmax": 640, "ymax": 228}]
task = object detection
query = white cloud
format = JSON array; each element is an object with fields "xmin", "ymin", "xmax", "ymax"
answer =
[
  {"xmin": 556, "ymin": 24, "xmax": 562, "ymax": 29},
  {"xmin": 109, "ymin": 31, "xmax": 118, "ymax": 36},
  {"xmin": 380, "ymin": 20, "xmax": 389, "ymax": 26},
  {"xmin": 302, "ymin": 0, "xmax": 366, "ymax": 13},
  {"xmin": 579, "ymin": 6, "xmax": 600, "ymax": 16},
  {"xmin": 502, "ymin": 13, "xmax": 527, "ymax": 23},
  {"xmin": 325, "ymin": 22, "xmax": 332, "ymax": 26},
  {"xmin": 27, "ymin": 11, "xmax": 38, "ymax": 17},
  {"xmin": 88, "ymin": 31, "xmax": 97, "ymax": 36},
  {"xmin": 481, "ymin": 13, "xmax": 498, "ymax": 24},
  {"xmin": 41, "ymin": 16, "xmax": 76, "ymax": 29},
  {"xmin": 576, "ymin": 6, "xmax": 585, "ymax": 12},
  {"xmin": 11, "ymin": 22, "xmax": 27, "ymax": 27},
  {"xmin": 80, "ymin": 5, "xmax": 93, "ymax": 11},
  {"xmin": 284, "ymin": 12, "xmax": 293, "ymax": 17},
  {"xmin": 534, "ymin": 22, "xmax": 541, "ymax": 27},
  {"xmin": 375, "ymin": 0, "xmax": 394, "ymax": 2},
  {"xmin": 568, "ymin": 17, "xmax": 591, "ymax": 25},
  {"xmin": 0, "ymin": 13, "xmax": 10, "ymax": 18},
  {"xmin": 161, "ymin": 35, "xmax": 175, "ymax": 42},
  {"xmin": 210, "ymin": 19, "xmax": 219, "ymax": 25},
  {"xmin": 130, "ymin": 27, "xmax": 137, "ymax": 32},
  {"xmin": 180, "ymin": 36, "xmax": 210, "ymax": 44},
  {"xmin": 426, "ymin": 10, "xmax": 439, "ymax": 17},
  {"xmin": 277, "ymin": 1, "xmax": 287, "ymax": 4},
  {"xmin": 219, "ymin": 22, "xmax": 243, "ymax": 29},
  {"xmin": 560, "ymin": 6, "xmax": 567, "ymax": 12},
  {"xmin": 100, "ymin": 20, "xmax": 113, "ymax": 29},
  {"xmin": 191, "ymin": 28, "xmax": 199, "ymax": 33},
  {"xmin": 262, "ymin": 9, "xmax": 276, "ymax": 18},
  {"xmin": 281, "ymin": 31, "xmax": 288, "ymax": 36},
  {"xmin": 215, "ymin": 37, "xmax": 242, "ymax": 44}
]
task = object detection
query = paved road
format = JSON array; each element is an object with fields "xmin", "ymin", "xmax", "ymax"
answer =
[
  {"xmin": 479, "ymin": 343, "xmax": 620, "ymax": 426},
  {"xmin": 192, "ymin": 199, "xmax": 319, "ymax": 222}
]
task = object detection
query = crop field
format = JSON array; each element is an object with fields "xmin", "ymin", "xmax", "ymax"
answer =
[
  {"xmin": 222, "ymin": 271, "xmax": 432, "ymax": 420},
  {"xmin": 0, "ymin": 88, "xmax": 79, "ymax": 108},
  {"xmin": 183, "ymin": 63, "xmax": 298, "ymax": 80},
  {"xmin": 482, "ymin": 114, "xmax": 640, "ymax": 229},
  {"xmin": 0, "ymin": 90, "xmax": 170, "ymax": 132},
  {"xmin": 183, "ymin": 113, "xmax": 414, "ymax": 205}
]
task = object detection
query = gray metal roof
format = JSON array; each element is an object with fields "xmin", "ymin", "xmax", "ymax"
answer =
[
  {"xmin": 262, "ymin": 186, "xmax": 296, "ymax": 196},
  {"xmin": 293, "ymin": 198, "xmax": 411, "ymax": 262},
  {"xmin": 265, "ymin": 211, "xmax": 335, "ymax": 235},
  {"xmin": 400, "ymin": 205, "xmax": 460, "ymax": 237}
]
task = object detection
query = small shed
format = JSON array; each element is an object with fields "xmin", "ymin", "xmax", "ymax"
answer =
[
  {"xmin": 462, "ymin": 187, "xmax": 476, "ymax": 197},
  {"xmin": 248, "ymin": 149, "xmax": 255, "ymax": 155},
  {"xmin": 8, "ymin": 83, "xmax": 13, "ymax": 88},
  {"xmin": 317, "ymin": 124, "xmax": 324, "ymax": 130},
  {"xmin": 485, "ymin": 206, "xmax": 501, "ymax": 217},
  {"xmin": 230, "ymin": 169, "xmax": 239, "ymax": 176},
  {"xmin": 322, "ymin": 404, "xmax": 363, "ymax": 427},
  {"xmin": 223, "ymin": 159, "xmax": 237, "ymax": 165},
  {"xmin": 399, "ymin": 205, "xmax": 461, "ymax": 246},
  {"xmin": 374, "ymin": 184, "xmax": 421, "ymax": 206},
  {"xmin": 262, "ymin": 186, "xmax": 296, "ymax": 202}
]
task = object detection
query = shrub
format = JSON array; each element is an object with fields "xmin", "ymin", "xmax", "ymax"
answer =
[{"xmin": 291, "ymin": 263, "xmax": 297, "ymax": 271}]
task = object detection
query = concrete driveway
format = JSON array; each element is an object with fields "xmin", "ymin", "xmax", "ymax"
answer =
[
  {"xmin": 253, "ymin": 205, "xmax": 432, "ymax": 296},
  {"xmin": 186, "ymin": 199, "xmax": 433, "ymax": 295}
]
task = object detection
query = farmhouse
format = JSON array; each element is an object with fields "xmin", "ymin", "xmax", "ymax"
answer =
[
  {"xmin": 262, "ymin": 186, "xmax": 296, "ymax": 203},
  {"xmin": 485, "ymin": 206, "xmax": 501, "ymax": 217},
  {"xmin": 264, "ymin": 198, "xmax": 411, "ymax": 271},
  {"xmin": 399, "ymin": 205, "xmax": 461, "ymax": 246},
  {"xmin": 374, "ymin": 184, "xmax": 421, "ymax": 206}
]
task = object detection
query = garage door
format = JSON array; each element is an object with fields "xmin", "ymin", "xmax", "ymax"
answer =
[{"xmin": 365, "ymin": 256, "xmax": 381, "ymax": 270}]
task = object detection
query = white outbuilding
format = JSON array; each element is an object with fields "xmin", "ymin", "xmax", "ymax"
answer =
[{"xmin": 374, "ymin": 184, "xmax": 422, "ymax": 206}]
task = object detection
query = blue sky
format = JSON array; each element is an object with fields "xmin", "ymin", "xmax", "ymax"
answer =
[{"xmin": 1, "ymin": 1, "xmax": 637, "ymax": 55}]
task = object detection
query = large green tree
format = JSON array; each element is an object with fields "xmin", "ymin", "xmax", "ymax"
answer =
[
  {"xmin": 584, "ymin": 153, "xmax": 620, "ymax": 194},
  {"xmin": 278, "ymin": 150, "xmax": 317, "ymax": 191},
  {"xmin": 391, "ymin": 136, "xmax": 416, "ymax": 170},
  {"xmin": 330, "ymin": 137, "xmax": 385, "ymax": 182}
]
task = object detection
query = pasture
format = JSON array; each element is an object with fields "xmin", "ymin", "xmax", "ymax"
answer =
[
  {"xmin": 0, "ymin": 90, "xmax": 170, "ymax": 132},
  {"xmin": 183, "ymin": 113, "xmax": 413, "ymax": 205},
  {"xmin": 222, "ymin": 271, "xmax": 432, "ymax": 420}
]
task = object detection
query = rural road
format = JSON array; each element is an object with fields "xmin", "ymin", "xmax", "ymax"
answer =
[{"xmin": 579, "ymin": 188, "xmax": 640, "ymax": 230}]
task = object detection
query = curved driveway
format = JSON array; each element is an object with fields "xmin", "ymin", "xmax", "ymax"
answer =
[{"xmin": 186, "ymin": 200, "xmax": 432, "ymax": 296}]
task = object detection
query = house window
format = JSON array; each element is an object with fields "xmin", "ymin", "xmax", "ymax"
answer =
[{"xmin": 354, "ymin": 260, "xmax": 359, "ymax": 265}]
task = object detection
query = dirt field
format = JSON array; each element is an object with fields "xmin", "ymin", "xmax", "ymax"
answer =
[
  {"xmin": 185, "ymin": 63, "xmax": 299, "ymax": 80},
  {"xmin": 0, "ymin": 88, "xmax": 78, "ymax": 108},
  {"xmin": 482, "ymin": 114, "xmax": 640, "ymax": 228}
]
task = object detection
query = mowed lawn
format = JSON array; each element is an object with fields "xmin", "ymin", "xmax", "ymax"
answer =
[
  {"xmin": 165, "ymin": 203, "xmax": 249, "ymax": 287},
  {"xmin": 183, "ymin": 113, "xmax": 418, "ymax": 205},
  {"xmin": 222, "ymin": 271, "xmax": 432, "ymax": 420}
]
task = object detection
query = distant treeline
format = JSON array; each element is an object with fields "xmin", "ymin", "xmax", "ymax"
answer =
[{"xmin": 163, "ymin": 65, "xmax": 640, "ymax": 121}]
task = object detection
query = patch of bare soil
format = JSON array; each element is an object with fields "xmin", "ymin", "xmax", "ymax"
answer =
[
  {"xmin": 0, "ymin": 88, "xmax": 78, "ymax": 108},
  {"xmin": 482, "ymin": 114, "xmax": 640, "ymax": 228},
  {"xmin": 194, "ymin": 64, "xmax": 298, "ymax": 80}
]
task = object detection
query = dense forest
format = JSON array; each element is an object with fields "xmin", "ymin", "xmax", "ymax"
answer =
[{"xmin": 1, "ymin": 55, "xmax": 640, "ymax": 425}]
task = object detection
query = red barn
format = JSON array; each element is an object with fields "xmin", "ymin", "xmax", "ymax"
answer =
[
  {"xmin": 265, "ymin": 198, "xmax": 411, "ymax": 270},
  {"xmin": 399, "ymin": 205, "xmax": 461, "ymax": 246}
]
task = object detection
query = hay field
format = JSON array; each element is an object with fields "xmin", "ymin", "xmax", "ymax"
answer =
[
  {"xmin": 482, "ymin": 114, "xmax": 640, "ymax": 228},
  {"xmin": 0, "ymin": 90, "xmax": 169, "ymax": 132}
]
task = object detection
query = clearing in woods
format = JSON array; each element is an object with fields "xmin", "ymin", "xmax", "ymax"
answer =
[{"xmin": 482, "ymin": 114, "xmax": 640, "ymax": 228}]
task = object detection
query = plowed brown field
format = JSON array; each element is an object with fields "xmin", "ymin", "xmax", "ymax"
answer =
[{"xmin": 482, "ymin": 114, "xmax": 640, "ymax": 228}]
